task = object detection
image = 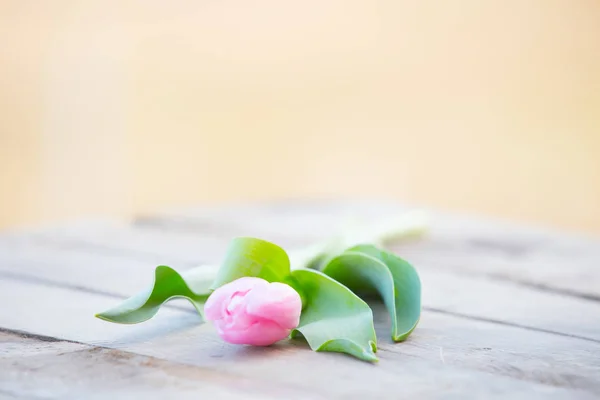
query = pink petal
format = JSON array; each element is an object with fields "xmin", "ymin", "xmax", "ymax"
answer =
[
  {"xmin": 214, "ymin": 319, "xmax": 290, "ymax": 346},
  {"xmin": 204, "ymin": 277, "xmax": 268, "ymax": 321},
  {"xmin": 245, "ymin": 282, "xmax": 302, "ymax": 329}
]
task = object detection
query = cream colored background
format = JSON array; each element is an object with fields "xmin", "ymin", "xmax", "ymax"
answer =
[{"xmin": 1, "ymin": 1, "xmax": 599, "ymax": 233}]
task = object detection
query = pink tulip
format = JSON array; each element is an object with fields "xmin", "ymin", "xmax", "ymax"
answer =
[{"xmin": 204, "ymin": 277, "xmax": 302, "ymax": 346}]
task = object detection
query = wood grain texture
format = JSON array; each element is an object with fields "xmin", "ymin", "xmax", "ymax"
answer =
[
  {"xmin": 0, "ymin": 332, "xmax": 300, "ymax": 400},
  {"xmin": 2, "ymin": 219, "xmax": 228, "ymax": 266},
  {"xmin": 0, "ymin": 282, "xmax": 598, "ymax": 398},
  {"xmin": 389, "ymin": 214, "xmax": 600, "ymax": 301}
]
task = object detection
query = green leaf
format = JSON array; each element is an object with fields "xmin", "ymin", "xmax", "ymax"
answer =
[
  {"xmin": 322, "ymin": 245, "xmax": 421, "ymax": 342},
  {"xmin": 95, "ymin": 265, "xmax": 211, "ymax": 324},
  {"xmin": 289, "ymin": 269, "xmax": 378, "ymax": 362},
  {"xmin": 210, "ymin": 237, "xmax": 291, "ymax": 289}
]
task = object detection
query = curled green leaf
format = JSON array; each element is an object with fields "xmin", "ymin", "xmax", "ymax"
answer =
[
  {"xmin": 290, "ymin": 269, "xmax": 378, "ymax": 362},
  {"xmin": 210, "ymin": 237, "xmax": 291, "ymax": 289},
  {"xmin": 95, "ymin": 265, "xmax": 211, "ymax": 324},
  {"xmin": 322, "ymin": 245, "xmax": 421, "ymax": 342}
]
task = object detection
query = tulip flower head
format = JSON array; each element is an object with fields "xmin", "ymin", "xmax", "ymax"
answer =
[{"xmin": 204, "ymin": 277, "xmax": 302, "ymax": 346}]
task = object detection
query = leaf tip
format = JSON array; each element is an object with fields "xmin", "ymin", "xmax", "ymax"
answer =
[
  {"xmin": 364, "ymin": 340, "xmax": 379, "ymax": 362},
  {"xmin": 392, "ymin": 318, "xmax": 420, "ymax": 342},
  {"xmin": 94, "ymin": 312, "xmax": 111, "ymax": 322},
  {"xmin": 392, "ymin": 333, "xmax": 410, "ymax": 342},
  {"xmin": 369, "ymin": 340, "xmax": 377, "ymax": 353},
  {"xmin": 363, "ymin": 350, "xmax": 379, "ymax": 363}
]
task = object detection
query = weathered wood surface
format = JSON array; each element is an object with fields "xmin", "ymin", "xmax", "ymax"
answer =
[
  {"xmin": 0, "ymin": 332, "xmax": 289, "ymax": 400},
  {"xmin": 1, "ymin": 200, "xmax": 599, "ymax": 398}
]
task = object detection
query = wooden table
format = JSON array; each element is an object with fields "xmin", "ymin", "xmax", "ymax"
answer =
[{"xmin": 1, "ymin": 200, "xmax": 599, "ymax": 399}]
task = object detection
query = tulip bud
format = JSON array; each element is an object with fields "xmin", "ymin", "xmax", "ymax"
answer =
[{"xmin": 204, "ymin": 277, "xmax": 302, "ymax": 346}]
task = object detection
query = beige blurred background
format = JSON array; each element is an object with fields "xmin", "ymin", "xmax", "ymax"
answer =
[{"xmin": 1, "ymin": 1, "xmax": 599, "ymax": 233}]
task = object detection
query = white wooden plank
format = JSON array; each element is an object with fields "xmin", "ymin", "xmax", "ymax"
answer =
[
  {"xmin": 0, "ymin": 280, "xmax": 598, "ymax": 398},
  {"xmin": 0, "ymin": 241, "xmax": 198, "ymax": 297},
  {"xmin": 2, "ymin": 209, "xmax": 330, "ymax": 260},
  {"xmin": 390, "ymin": 214, "xmax": 600, "ymax": 300},
  {"xmin": 421, "ymin": 269, "xmax": 600, "ymax": 341},
  {"xmin": 0, "ymin": 330, "xmax": 89, "ymax": 357},
  {"xmin": 0, "ymin": 332, "xmax": 296, "ymax": 400},
  {"xmin": 1, "ymin": 221, "xmax": 229, "ymax": 267},
  {"xmin": 134, "ymin": 199, "xmax": 367, "ymax": 239}
]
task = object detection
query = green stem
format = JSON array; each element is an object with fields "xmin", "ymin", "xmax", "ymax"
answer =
[{"xmin": 288, "ymin": 210, "xmax": 430, "ymax": 270}]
